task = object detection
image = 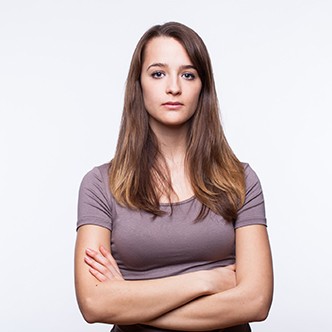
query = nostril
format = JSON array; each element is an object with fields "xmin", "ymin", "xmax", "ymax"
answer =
[{"xmin": 166, "ymin": 86, "xmax": 181, "ymax": 95}]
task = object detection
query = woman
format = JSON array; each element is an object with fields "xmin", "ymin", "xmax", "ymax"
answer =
[{"xmin": 75, "ymin": 22, "xmax": 273, "ymax": 332}]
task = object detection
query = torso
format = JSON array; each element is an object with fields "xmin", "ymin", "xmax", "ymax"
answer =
[
  {"xmin": 77, "ymin": 162, "xmax": 265, "ymax": 332},
  {"xmin": 111, "ymin": 195, "xmax": 236, "ymax": 280}
]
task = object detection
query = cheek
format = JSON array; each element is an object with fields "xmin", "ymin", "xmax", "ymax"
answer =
[
  {"xmin": 141, "ymin": 85, "xmax": 152, "ymax": 109},
  {"xmin": 143, "ymin": 87, "xmax": 160, "ymax": 108}
]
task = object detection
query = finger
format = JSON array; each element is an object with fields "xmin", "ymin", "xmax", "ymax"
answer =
[
  {"xmin": 88, "ymin": 267, "xmax": 108, "ymax": 282},
  {"xmin": 99, "ymin": 246, "xmax": 124, "ymax": 280},
  {"xmin": 84, "ymin": 256, "xmax": 114, "ymax": 279},
  {"xmin": 100, "ymin": 245, "xmax": 122, "ymax": 274},
  {"xmin": 86, "ymin": 248, "xmax": 114, "ymax": 271},
  {"xmin": 86, "ymin": 247, "xmax": 124, "ymax": 281}
]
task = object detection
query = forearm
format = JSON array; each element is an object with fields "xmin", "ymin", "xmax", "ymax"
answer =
[
  {"xmin": 77, "ymin": 270, "xmax": 213, "ymax": 325},
  {"xmin": 74, "ymin": 226, "xmax": 211, "ymax": 324},
  {"xmin": 146, "ymin": 225, "xmax": 274, "ymax": 331},
  {"xmin": 75, "ymin": 225, "xmax": 237, "ymax": 325},
  {"xmin": 146, "ymin": 284, "xmax": 271, "ymax": 331}
]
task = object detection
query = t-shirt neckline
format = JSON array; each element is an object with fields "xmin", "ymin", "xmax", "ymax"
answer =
[{"xmin": 159, "ymin": 195, "xmax": 196, "ymax": 206}]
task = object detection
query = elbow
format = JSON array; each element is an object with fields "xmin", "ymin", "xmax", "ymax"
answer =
[
  {"xmin": 254, "ymin": 303, "xmax": 270, "ymax": 322},
  {"xmin": 251, "ymin": 293, "xmax": 272, "ymax": 322},
  {"xmin": 82, "ymin": 310, "xmax": 99, "ymax": 325},
  {"xmin": 78, "ymin": 294, "xmax": 128, "ymax": 325},
  {"xmin": 78, "ymin": 295, "xmax": 115, "ymax": 324},
  {"xmin": 236, "ymin": 284, "xmax": 273, "ymax": 323},
  {"xmin": 239, "ymin": 278, "xmax": 273, "ymax": 323},
  {"xmin": 79, "ymin": 296, "xmax": 101, "ymax": 324},
  {"xmin": 82, "ymin": 313, "xmax": 97, "ymax": 324}
]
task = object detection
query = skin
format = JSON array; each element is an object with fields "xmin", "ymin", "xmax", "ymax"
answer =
[
  {"xmin": 75, "ymin": 226, "xmax": 237, "ymax": 325},
  {"xmin": 140, "ymin": 37, "xmax": 202, "ymax": 202},
  {"xmin": 74, "ymin": 36, "xmax": 273, "ymax": 329},
  {"xmin": 140, "ymin": 37, "xmax": 202, "ymax": 133}
]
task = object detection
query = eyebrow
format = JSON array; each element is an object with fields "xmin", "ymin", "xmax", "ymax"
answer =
[{"xmin": 146, "ymin": 63, "xmax": 197, "ymax": 71}]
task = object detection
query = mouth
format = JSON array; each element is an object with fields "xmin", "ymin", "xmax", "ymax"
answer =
[{"xmin": 162, "ymin": 101, "xmax": 184, "ymax": 110}]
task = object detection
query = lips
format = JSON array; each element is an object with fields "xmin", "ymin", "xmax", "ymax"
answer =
[{"xmin": 162, "ymin": 101, "xmax": 184, "ymax": 110}]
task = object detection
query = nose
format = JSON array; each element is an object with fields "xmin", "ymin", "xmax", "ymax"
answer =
[{"xmin": 166, "ymin": 75, "xmax": 181, "ymax": 95}]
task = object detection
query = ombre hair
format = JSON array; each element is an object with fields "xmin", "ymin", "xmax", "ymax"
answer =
[{"xmin": 109, "ymin": 22, "xmax": 245, "ymax": 222}]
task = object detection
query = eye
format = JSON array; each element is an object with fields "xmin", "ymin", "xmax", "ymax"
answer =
[
  {"xmin": 151, "ymin": 71, "xmax": 165, "ymax": 79},
  {"xmin": 182, "ymin": 72, "xmax": 196, "ymax": 80}
]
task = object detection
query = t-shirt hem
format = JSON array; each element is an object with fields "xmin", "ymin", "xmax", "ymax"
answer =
[
  {"xmin": 234, "ymin": 219, "xmax": 267, "ymax": 229},
  {"xmin": 76, "ymin": 218, "xmax": 112, "ymax": 231}
]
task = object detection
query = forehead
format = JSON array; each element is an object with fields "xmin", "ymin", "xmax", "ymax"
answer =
[{"xmin": 142, "ymin": 37, "xmax": 193, "ymax": 67}]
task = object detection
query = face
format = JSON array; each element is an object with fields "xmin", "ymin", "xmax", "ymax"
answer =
[{"xmin": 140, "ymin": 37, "xmax": 202, "ymax": 132}]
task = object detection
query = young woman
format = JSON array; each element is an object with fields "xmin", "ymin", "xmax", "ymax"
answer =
[{"xmin": 75, "ymin": 22, "xmax": 273, "ymax": 332}]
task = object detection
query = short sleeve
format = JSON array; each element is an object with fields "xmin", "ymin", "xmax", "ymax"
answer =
[
  {"xmin": 235, "ymin": 164, "xmax": 267, "ymax": 229},
  {"xmin": 77, "ymin": 165, "xmax": 113, "ymax": 231}
]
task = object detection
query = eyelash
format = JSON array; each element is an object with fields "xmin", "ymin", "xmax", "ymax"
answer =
[
  {"xmin": 150, "ymin": 71, "xmax": 196, "ymax": 80},
  {"xmin": 182, "ymin": 72, "xmax": 196, "ymax": 80},
  {"xmin": 151, "ymin": 71, "xmax": 165, "ymax": 79}
]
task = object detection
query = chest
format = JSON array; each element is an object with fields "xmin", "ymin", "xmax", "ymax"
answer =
[{"xmin": 111, "ymin": 198, "xmax": 236, "ymax": 278}]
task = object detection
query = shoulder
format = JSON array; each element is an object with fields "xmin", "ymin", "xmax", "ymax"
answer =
[
  {"xmin": 77, "ymin": 162, "xmax": 113, "ymax": 230},
  {"xmin": 235, "ymin": 162, "xmax": 266, "ymax": 228},
  {"xmin": 81, "ymin": 162, "xmax": 111, "ymax": 186},
  {"xmin": 241, "ymin": 162, "xmax": 263, "ymax": 194},
  {"xmin": 242, "ymin": 162, "xmax": 259, "ymax": 181},
  {"xmin": 79, "ymin": 163, "xmax": 112, "ymax": 195},
  {"xmin": 79, "ymin": 162, "xmax": 113, "ymax": 207}
]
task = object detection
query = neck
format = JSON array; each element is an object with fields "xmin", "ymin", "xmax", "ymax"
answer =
[{"xmin": 151, "ymin": 122, "xmax": 188, "ymax": 163}]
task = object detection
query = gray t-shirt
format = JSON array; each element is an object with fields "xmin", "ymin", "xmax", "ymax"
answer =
[{"xmin": 77, "ymin": 163, "xmax": 266, "ymax": 332}]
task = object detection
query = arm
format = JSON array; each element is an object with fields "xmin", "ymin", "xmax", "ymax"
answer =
[
  {"xmin": 74, "ymin": 224, "xmax": 236, "ymax": 325},
  {"xmin": 145, "ymin": 225, "xmax": 273, "ymax": 331}
]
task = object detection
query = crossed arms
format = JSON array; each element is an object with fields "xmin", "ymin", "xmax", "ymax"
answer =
[{"xmin": 74, "ymin": 224, "xmax": 273, "ymax": 331}]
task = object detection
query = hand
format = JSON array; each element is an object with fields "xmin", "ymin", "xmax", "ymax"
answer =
[
  {"xmin": 84, "ymin": 246, "xmax": 124, "ymax": 282},
  {"xmin": 201, "ymin": 265, "xmax": 237, "ymax": 294}
]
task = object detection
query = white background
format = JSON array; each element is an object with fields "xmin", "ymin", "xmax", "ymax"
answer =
[{"xmin": 1, "ymin": 0, "xmax": 331, "ymax": 331}]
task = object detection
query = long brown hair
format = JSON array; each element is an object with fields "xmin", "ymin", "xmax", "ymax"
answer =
[{"xmin": 109, "ymin": 22, "xmax": 245, "ymax": 222}]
